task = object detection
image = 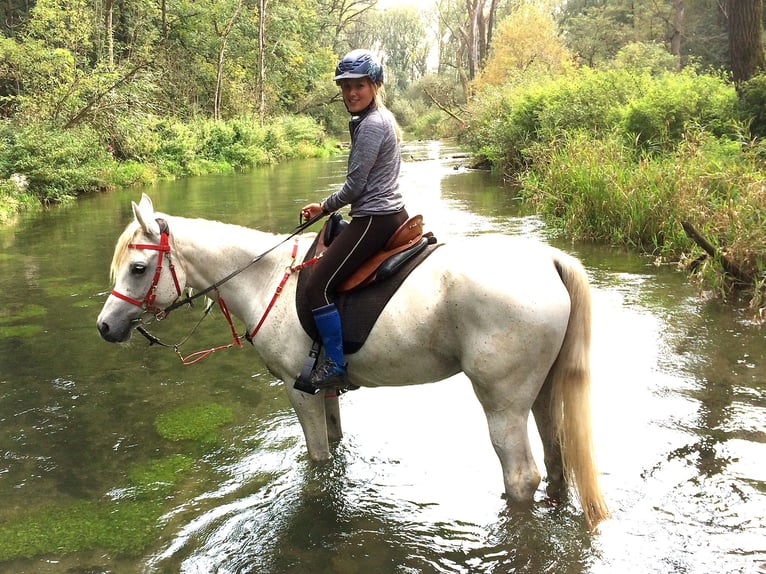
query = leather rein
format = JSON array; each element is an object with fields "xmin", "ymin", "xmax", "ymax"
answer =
[{"xmin": 112, "ymin": 214, "xmax": 324, "ymax": 364}]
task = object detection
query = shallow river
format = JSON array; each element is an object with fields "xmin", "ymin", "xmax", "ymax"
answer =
[{"xmin": 0, "ymin": 141, "xmax": 764, "ymax": 573}]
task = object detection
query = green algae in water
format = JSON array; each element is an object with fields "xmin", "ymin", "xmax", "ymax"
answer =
[
  {"xmin": 128, "ymin": 454, "xmax": 194, "ymax": 498},
  {"xmin": 0, "ymin": 411, "xmax": 231, "ymax": 562},
  {"xmin": 0, "ymin": 498, "xmax": 165, "ymax": 560},
  {"xmin": 155, "ymin": 402, "xmax": 234, "ymax": 443},
  {"xmin": 0, "ymin": 455, "xmax": 195, "ymax": 561},
  {"xmin": 0, "ymin": 324, "xmax": 44, "ymax": 338},
  {"xmin": 0, "ymin": 304, "xmax": 47, "ymax": 324}
]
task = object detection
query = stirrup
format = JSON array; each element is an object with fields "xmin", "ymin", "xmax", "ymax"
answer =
[{"xmin": 310, "ymin": 358, "xmax": 349, "ymax": 389}]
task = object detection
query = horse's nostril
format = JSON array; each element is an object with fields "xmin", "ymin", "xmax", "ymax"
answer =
[{"xmin": 98, "ymin": 321, "xmax": 110, "ymax": 336}]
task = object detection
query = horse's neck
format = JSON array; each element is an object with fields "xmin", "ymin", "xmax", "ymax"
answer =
[{"xmin": 169, "ymin": 216, "xmax": 289, "ymax": 289}]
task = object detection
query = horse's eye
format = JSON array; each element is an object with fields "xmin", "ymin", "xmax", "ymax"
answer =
[{"xmin": 130, "ymin": 263, "xmax": 147, "ymax": 275}]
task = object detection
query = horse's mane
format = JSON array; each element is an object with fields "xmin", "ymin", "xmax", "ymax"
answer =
[
  {"xmin": 109, "ymin": 215, "xmax": 294, "ymax": 285},
  {"xmin": 110, "ymin": 221, "xmax": 142, "ymax": 284}
]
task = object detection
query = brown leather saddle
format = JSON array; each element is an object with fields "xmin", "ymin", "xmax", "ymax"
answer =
[
  {"xmin": 318, "ymin": 213, "xmax": 432, "ymax": 291},
  {"xmin": 295, "ymin": 212, "xmax": 440, "ymax": 354}
]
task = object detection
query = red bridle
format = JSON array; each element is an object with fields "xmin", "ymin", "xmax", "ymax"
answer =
[
  {"xmin": 110, "ymin": 224, "xmax": 182, "ymax": 319},
  {"xmin": 110, "ymin": 214, "xmax": 324, "ymax": 365}
]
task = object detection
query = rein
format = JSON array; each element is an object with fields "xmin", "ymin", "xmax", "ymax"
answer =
[
  {"xmin": 162, "ymin": 211, "xmax": 325, "ymax": 316},
  {"xmin": 119, "ymin": 212, "xmax": 325, "ymax": 364}
]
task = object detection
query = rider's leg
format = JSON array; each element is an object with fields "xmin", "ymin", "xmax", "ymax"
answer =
[
  {"xmin": 311, "ymin": 302, "xmax": 347, "ymax": 386},
  {"xmin": 306, "ymin": 210, "xmax": 409, "ymax": 387}
]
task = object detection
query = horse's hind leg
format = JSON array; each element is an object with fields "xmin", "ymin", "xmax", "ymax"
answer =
[
  {"xmin": 472, "ymin": 382, "xmax": 541, "ymax": 504},
  {"xmin": 531, "ymin": 374, "xmax": 565, "ymax": 498}
]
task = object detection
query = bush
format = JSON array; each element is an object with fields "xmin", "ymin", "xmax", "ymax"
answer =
[
  {"xmin": 0, "ymin": 123, "xmax": 113, "ymax": 203},
  {"xmin": 621, "ymin": 70, "xmax": 738, "ymax": 150},
  {"xmin": 463, "ymin": 68, "xmax": 641, "ymax": 172},
  {"xmin": 0, "ymin": 114, "xmax": 338, "ymax": 219},
  {"xmin": 737, "ymin": 73, "xmax": 766, "ymax": 138}
]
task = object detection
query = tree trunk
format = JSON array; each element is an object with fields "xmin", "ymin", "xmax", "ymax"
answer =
[
  {"xmin": 671, "ymin": 0, "xmax": 684, "ymax": 71},
  {"xmin": 213, "ymin": 0, "xmax": 244, "ymax": 121},
  {"xmin": 258, "ymin": 0, "xmax": 267, "ymax": 125},
  {"xmin": 727, "ymin": 0, "xmax": 766, "ymax": 83},
  {"xmin": 105, "ymin": 0, "xmax": 114, "ymax": 69}
]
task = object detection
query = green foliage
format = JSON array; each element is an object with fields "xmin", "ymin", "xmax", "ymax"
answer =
[
  {"xmin": 0, "ymin": 122, "xmax": 112, "ymax": 203},
  {"xmin": 622, "ymin": 70, "xmax": 738, "ymax": 150},
  {"xmin": 463, "ymin": 68, "xmax": 640, "ymax": 171},
  {"xmin": 737, "ymin": 73, "xmax": 766, "ymax": 138},
  {"xmin": 612, "ymin": 42, "xmax": 678, "ymax": 75},
  {"xmin": 464, "ymin": 67, "xmax": 739, "ymax": 172},
  {"xmin": 464, "ymin": 60, "xmax": 766, "ymax": 306},
  {"xmin": 520, "ymin": 127, "xmax": 764, "ymax": 258},
  {"xmin": 0, "ymin": 113, "xmax": 335, "ymax": 216}
]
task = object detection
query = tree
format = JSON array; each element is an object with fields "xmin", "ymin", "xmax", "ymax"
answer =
[
  {"xmin": 726, "ymin": 0, "xmax": 765, "ymax": 83},
  {"xmin": 316, "ymin": 0, "xmax": 377, "ymax": 52},
  {"xmin": 474, "ymin": 3, "xmax": 572, "ymax": 90},
  {"xmin": 434, "ymin": 0, "xmax": 508, "ymax": 101},
  {"xmin": 374, "ymin": 7, "xmax": 430, "ymax": 91},
  {"xmin": 212, "ymin": 0, "xmax": 245, "ymax": 121}
]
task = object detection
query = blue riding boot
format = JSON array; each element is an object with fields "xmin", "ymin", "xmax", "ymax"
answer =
[{"xmin": 311, "ymin": 303, "xmax": 348, "ymax": 388}]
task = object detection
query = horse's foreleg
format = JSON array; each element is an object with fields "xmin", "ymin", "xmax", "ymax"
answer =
[
  {"xmin": 285, "ymin": 387, "xmax": 331, "ymax": 461},
  {"xmin": 323, "ymin": 389, "xmax": 343, "ymax": 442}
]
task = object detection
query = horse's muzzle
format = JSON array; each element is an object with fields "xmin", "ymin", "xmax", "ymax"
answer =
[{"xmin": 97, "ymin": 319, "xmax": 133, "ymax": 343}]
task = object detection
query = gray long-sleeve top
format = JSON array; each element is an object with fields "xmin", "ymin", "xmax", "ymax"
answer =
[{"xmin": 322, "ymin": 105, "xmax": 404, "ymax": 217}]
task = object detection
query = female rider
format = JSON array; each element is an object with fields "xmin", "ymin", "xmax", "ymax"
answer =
[{"xmin": 301, "ymin": 49, "xmax": 408, "ymax": 388}]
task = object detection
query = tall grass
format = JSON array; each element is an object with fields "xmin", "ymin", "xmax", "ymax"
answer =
[{"xmin": 463, "ymin": 64, "xmax": 766, "ymax": 309}]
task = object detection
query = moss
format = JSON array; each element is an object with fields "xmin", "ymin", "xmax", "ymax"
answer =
[
  {"xmin": 0, "ymin": 453, "xmax": 198, "ymax": 561},
  {"xmin": 127, "ymin": 454, "xmax": 194, "ymax": 498},
  {"xmin": 154, "ymin": 402, "xmax": 234, "ymax": 443},
  {"xmin": 0, "ymin": 499, "xmax": 165, "ymax": 560},
  {"xmin": 0, "ymin": 304, "xmax": 47, "ymax": 324},
  {"xmin": 0, "ymin": 324, "xmax": 44, "ymax": 338}
]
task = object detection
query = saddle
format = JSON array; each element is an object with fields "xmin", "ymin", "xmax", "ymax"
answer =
[{"xmin": 318, "ymin": 212, "xmax": 433, "ymax": 292}]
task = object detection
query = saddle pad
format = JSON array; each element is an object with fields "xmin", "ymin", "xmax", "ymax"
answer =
[{"xmin": 295, "ymin": 235, "xmax": 441, "ymax": 354}]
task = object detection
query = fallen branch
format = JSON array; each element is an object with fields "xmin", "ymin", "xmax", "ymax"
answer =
[
  {"xmin": 422, "ymin": 86, "xmax": 465, "ymax": 124},
  {"xmin": 681, "ymin": 220, "xmax": 751, "ymax": 283}
]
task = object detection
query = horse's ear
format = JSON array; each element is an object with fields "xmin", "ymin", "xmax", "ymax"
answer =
[{"xmin": 132, "ymin": 195, "xmax": 160, "ymax": 236}]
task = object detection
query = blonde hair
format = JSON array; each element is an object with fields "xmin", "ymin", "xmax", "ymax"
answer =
[{"xmin": 371, "ymin": 82, "xmax": 402, "ymax": 143}]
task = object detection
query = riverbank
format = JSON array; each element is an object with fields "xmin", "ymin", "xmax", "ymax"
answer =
[
  {"xmin": 0, "ymin": 115, "xmax": 338, "ymax": 224},
  {"xmin": 463, "ymin": 67, "xmax": 766, "ymax": 312}
]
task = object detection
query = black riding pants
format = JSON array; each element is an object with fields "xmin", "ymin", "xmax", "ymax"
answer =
[{"xmin": 306, "ymin": 210, "xmax": 409, "ymax": 310}]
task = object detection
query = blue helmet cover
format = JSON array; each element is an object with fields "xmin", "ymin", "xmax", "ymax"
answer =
[{"xmin": 334, "ymin": 49, "xmax": 384, "ymax": 84}]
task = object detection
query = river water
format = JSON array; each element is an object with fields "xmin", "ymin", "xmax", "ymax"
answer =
[{"xmin": 0, "ymin": 141, "xmax": 764, "ymax": 573}]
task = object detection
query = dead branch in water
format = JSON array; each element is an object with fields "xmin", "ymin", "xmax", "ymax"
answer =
[{"xmin": 681, "ymin": 221, "xmax": 751, "ymax": 284}]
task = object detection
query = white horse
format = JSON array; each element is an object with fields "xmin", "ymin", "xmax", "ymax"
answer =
[{"xmin": 96, "ymin": 194, "xmax": 608, "ymax": 529}]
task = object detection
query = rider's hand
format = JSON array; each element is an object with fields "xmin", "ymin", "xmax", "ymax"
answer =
[{"xmin": 301, "ymin": 203, "xmax": 325, "ymax": 222}]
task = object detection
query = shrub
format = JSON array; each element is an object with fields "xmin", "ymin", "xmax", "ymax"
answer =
[
  {"xmin": 737, "ymin": 73, "xmax": 766, "ymax": 138},
  {"xmin": 621, "ymin": 70, "xmax": 738, "ymax": 150},
  {"xmin": 1, "ymin": 124, "xmax": 113, "ymax": 203},
  {"xmin": 463, "ymin": 68, "xmax": 641, "ymax": 173}
]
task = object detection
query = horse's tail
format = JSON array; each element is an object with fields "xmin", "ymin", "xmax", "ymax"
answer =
[{"xmin": 548, "ymin": 252, "xmax": 609, "ymax": 530}]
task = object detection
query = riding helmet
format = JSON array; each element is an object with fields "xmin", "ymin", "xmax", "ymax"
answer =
[{"xmin": 333, "ymin": 49, "xmax": 384, "ymax": 85}]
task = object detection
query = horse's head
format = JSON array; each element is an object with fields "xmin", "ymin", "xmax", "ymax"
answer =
[{"xmin": 97, "ymin": 194, "xmax": 187, "ymax": 342}]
